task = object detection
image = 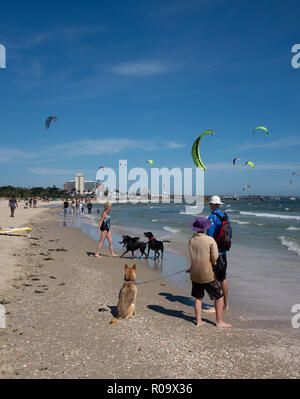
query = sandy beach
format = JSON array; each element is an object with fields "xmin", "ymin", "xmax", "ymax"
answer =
[{"xmin": 0, "ymin": 203, "xmax": 299, "ymax": 379}]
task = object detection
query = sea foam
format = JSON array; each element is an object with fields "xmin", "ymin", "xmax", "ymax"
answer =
[
  {"xmin": 240, "ymin": 211, "xmax": 300, "ymax": 221},
  {"xmin": 163, "ymin": 226, "xmax": 179, "ymax": 234},
  {"xmin": 279, "ymin": 236, "xmax": 300, "ymax": 256}
]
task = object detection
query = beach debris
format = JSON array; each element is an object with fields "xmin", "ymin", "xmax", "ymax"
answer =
[
  {"xmin": 45, "ymin": 116, "xmax": 57, "ymax": 129},
  {"xmin": 191, "ymin": 130, "xmax": 214, "ymax": 170},
  {"xmin": 252, "ymin": 126, "xmax": 269, "ymax": 135},
  {"xmin": 233, "ymin": 157, "xmax": 242, "ymax": 165},
  {"xmin": 98, "ymin": 303, "xmax": 110, "ymax": 312},
  {"xmin": 0, "ymin": 305, "xmax": 6, "ymax": 328},
  {"xmin": 245, "ymin": 161, "xmax": 254, "ymax": 168}
]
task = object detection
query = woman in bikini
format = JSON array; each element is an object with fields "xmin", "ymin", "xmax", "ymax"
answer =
[{"xmin": 95, "ymin": 202, "xmax": 118, "ymax": 258}]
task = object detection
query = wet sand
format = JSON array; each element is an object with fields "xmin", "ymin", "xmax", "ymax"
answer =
[{"xmin": 0, "ymin": 206, "xmax": 300, "ymax": 378}]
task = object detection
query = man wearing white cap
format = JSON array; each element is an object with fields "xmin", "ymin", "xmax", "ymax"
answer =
[{"xmin": 206, "ymin": 195, "xmax": 232, "ymax": 311}]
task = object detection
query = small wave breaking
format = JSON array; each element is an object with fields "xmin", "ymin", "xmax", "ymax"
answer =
[{"xmin": 279, "ymin": 236, "xmax": 300, "ymax": 256}]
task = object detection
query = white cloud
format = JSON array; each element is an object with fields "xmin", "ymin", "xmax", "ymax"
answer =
[
  {"xmin": 164, "ymin": 141, "xmax": 185, "ymax": 149},
  {"xmin": 25, "ymin": 25, "xmax": 103, "ymax": 46},
  {"xmin": 239, "ymin": 136, "xmax": 300, "ymax": 150},
  {"xmin": 0, "ymin": 149, "xmax": 35, "ymax": 163},
  {"xmin": 111, "ymin": 60, "xmax": 171, "ymax": 76},
  {"xmin": 28, "ymin": 168, "xmax": 78, "ymax": 176},
  {"xmin": 50, "ymin": 138, "xmax": 153, "ymax": 157}
]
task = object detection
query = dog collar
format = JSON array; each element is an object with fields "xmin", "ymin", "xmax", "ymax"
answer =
[
  {"xmin": 125, "ymin": 279, "xmax": 136, "ymax": 285},
  {"xmin": 148, "ymin": 237, "xmax": 155, "ymax": 241}
]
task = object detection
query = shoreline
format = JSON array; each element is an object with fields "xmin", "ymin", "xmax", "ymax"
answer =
[
  {"xmin": 68, "ymin": 209, "xmax": 300, "ymax": 327},
  {"xmin": 0, "ymin": 206, "xmax": 299, "ymax": 378}
]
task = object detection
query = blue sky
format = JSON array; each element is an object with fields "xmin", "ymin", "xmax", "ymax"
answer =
[{"xmin": 0, "ymin": 0, "xmax": 300, "ymax": 195}]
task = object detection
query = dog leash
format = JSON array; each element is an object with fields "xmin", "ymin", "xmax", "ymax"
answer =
[{"xmin": 136, "ymin": 269, "xmax": 187, "ymax": 286}]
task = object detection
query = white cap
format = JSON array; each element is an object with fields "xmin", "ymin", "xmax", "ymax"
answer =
[{"xmin": 209, "ymin": 195, "xmax": 224, "ymax": 205}]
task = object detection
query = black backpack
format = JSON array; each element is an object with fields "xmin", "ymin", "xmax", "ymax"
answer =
[{"xmin": 212, "ymin": 212, "xmax": 231, "ymax": 251}]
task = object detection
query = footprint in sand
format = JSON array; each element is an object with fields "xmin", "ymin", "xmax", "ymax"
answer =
[{"xmin": 49, "ymin": 276, "xmax": 56, "ymax": 279}]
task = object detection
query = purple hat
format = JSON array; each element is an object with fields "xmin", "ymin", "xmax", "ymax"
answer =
[{"xmin": 190, "ymin": 217, "xmax": 212, "ymax": 232}]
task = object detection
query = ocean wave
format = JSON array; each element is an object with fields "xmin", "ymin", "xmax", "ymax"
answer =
[
  {"xmin": 230, "ymin": 219, "xmax": 251, "ymax": 225},
  {"xmin": 152, "ymin": 219, "xmax": 158, "ymax": 222},
  {"xmin": 163, "ymin": 226, "xmax": 179, "ymax": 234},
  {"xmin": 240, "ymin": 211, "xmax": 300, "ymax": 221},
  {"xmin": 279, "ymin": 236, "xmax": 300, "ymax": 256},
  {"xmin": 286, "ymin": 226, "xmax": 300, "ymax": 231}
]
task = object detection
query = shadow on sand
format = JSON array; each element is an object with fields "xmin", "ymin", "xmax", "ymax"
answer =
[
  {"xmin": 147, "ymin": 304, "xmax": 215, "ymax": 326},
  {"xmin": 159, "ymin": 292, "xmax": 214, "ymax": 311}
]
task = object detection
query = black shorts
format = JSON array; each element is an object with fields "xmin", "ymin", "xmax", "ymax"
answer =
[
  {"xmin": 213, "ymin": 254, "xmax": 227, "ymax": 283},
  {"xmin": 191, "ymin": 280, "xmax": 223, "ymax": 301},
  {"xmin": 100, "ymin": 226, "xmax": 110, "ymax": 232}
]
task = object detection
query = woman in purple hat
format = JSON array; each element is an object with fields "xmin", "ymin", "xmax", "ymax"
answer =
[{"xmin": 187, "ymin": 217, "xmax": 231, "ymax": 328}]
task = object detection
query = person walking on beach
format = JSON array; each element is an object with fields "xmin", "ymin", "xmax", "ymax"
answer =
[
  {"xmin": 8, "ymin": 195, "xmax": 18, "ymax": 217},
  {"xmin": 71, "ymin": 200, "xmax": 76, "ymax": 218},
  {"xmin": 188, "ymin": 217, "xmax": 231, "ymax": 328},
  {"xmin": 63, "ymin": 199, "xmax": 69, "ymax": 217},
  {"xmin": 95, "ymin": 202, "xmax": 118, "ymax": 258},
  {"xmin": 206, "ymin": 195, "xmax": 232, "ymax": 312},
  {"xmin": 87, "ymin": 200, "xmax": 93, "ymax": 215}
]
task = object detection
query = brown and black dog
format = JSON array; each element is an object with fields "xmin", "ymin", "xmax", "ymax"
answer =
[{"xmin": 110, "ymin": 264, "xmax": 137, "ymax": 324}]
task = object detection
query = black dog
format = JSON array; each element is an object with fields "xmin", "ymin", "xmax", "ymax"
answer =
[
  {"xmin": 120, "ymin": 235, "xmax": 147, "ymax": 259},
  {"xmin": 144, "ymin": 232, "xmax": 170, "ymax": 260}
]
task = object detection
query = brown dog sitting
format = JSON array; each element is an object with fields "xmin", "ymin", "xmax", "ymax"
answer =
[{"xmin": 110, "ymin": 264, "xmax": 137, "ymax": 324}]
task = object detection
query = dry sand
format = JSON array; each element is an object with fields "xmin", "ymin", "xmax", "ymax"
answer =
[{"xmin": 0, "ymin": 204, "xmax": 300, "ymax": 379}]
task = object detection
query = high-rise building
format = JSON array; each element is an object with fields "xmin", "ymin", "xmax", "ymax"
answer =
[
  {"xmin": 64, "ymin": 181, "xmax": 75, "ymax": 192},
  {"xmin": 75, "ymin": 173, "xmax": 84, "ymax": 195}
]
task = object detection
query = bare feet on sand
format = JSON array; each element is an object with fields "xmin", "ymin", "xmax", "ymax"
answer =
[
  {"xmin": 111, "ymin": 254, "xmax": 118, "ymax": 257},
  {"xmin": 196, "ymin": 320, "xmax": 207, "ymax": 327},
  {"xmin": 216, "ymin": 321, "xmax": 232, "ymax": 328},
  {"xmin": 95, "ymin": 253, "xmax": 101, "ymax": 258}
]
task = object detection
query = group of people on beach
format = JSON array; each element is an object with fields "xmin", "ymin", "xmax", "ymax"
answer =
[
  {"xmin": 8, "ymin": 196, "xmax": 38, "ymax": 217},
  {"xmin": 63, "ymin": 198, "xmax": 93, "ymax": 217},
  {"xmin": 93, "ymin": 196, "xmax": 232, "ymax": 328},
  {"xmin": 188, "ymin": 195, "xmax": 232, "ymax": 328}
]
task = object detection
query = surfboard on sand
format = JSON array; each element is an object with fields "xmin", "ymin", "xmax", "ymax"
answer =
[{"xmin": 0, "ymin": 227, "xmax": 32, "ymax": 237}]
